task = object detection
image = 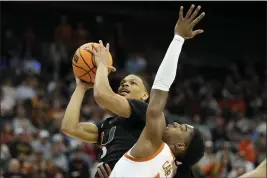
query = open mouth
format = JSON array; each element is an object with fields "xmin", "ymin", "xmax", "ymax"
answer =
[{"xmin": 119, "ymin": 89, "xmax": 130, "ymax": 96}]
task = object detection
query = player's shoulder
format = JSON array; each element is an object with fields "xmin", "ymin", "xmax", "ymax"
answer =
[
  {"xmin": 127, "ymin": 99, "xmax": 148, "ymax": 113},
  {"xmin": 127, "ymin": 99, "xmax": 148, "ymax": 107}
]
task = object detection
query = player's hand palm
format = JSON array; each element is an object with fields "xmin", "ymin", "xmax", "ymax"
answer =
[
  {"xmin": 88, "ymin": 40, "xmax": 116, "ymax": 72},
  {"xmin": 75, "ymin": 77, "xmax": 93, "ymax": 91},
  {"xmin": 175, "ymin": 5, "xmax": 205, "ymax": 39}
]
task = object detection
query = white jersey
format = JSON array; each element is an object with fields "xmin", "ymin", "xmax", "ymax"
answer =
[{"xmin": 110, "ymin": 143, "xmax": 176, "ymax": 178}]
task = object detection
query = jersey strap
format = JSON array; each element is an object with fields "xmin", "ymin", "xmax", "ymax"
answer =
[{"xmin": 124, "ymin": 143, "xmax": 165, "ymax": 162}]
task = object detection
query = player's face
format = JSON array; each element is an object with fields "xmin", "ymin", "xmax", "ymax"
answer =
[
  {"xmin": 118, "ymin": 75, "xmax": 148, "ymax": 101},
  {"xmin": 163, "ymin": 123, "xmax": 194, "ymax": 153}
]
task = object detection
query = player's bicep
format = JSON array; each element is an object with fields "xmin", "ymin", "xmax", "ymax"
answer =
[
  {"xmin": 63, "ymin": 122, "xmax": 99, "ymax": 143},
  {"xmin": 95, "ymin": 92, "xmax": 131, "ymax": 118}
]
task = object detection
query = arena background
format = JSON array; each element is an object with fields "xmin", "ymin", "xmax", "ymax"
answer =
[{"xmin": 1, "ymin": 1, "xmax": 266, "ymax": 178}]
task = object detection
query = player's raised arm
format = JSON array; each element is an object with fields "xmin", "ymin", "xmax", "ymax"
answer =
[
  {"xmin": 61, "ymin": 78, "xmax": 99, "ymax": 143},
  {"xmin": 145, "ymin": 5, "xmax": 205, "ymax": 146},
  {"xmin": 89, "ymin": 41, "xmax": 136, "ymax": 118}
]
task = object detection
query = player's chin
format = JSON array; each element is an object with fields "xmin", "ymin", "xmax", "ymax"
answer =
[
  {"xmin": 119, "ymin": 92, "xmax": 128, "ymax": 96},
  {"xmin": 119, "ymin": 92, "xmax": 134, "ymax": 99}
]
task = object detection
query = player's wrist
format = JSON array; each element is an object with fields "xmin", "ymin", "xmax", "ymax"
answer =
[
  {"xmin": 98, "ymin": 62, "xmax": 112, "ymax": 73},
  {"xmin": 173, "ymin": 34, "xmax": 185, "ymax": 43},
  {"xmin": 75, "ymin": 85, "xmax": 88, "ymax": 93}
]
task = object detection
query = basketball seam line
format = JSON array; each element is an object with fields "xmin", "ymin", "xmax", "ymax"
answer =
[
  {"xmin": 78, "ymin": 47, "xmax": 93, "ymax": 82},
  {"xmin": 72, "ymin": 62, "xmax": 88, "ymax": 72},
  {"xmin": 79, "ymin": 48, "xmax": 92, "ymax": 71},
  {"xmin": 86, "ymin": 50, "xmax": 96, "ymax": 74},
  {"xmin": 72, "ymin": 63, "xmax": 93, "ymax": 80},
  {"xmin": 78, "ymin": 67, "xmax": 94, "ymax": 78}
]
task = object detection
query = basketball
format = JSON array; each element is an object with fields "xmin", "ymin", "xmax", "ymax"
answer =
[{"xmin": 72, "ymin": 43, "xmax": 113, "ymax": 83}]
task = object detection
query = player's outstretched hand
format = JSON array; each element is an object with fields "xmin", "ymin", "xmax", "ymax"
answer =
[
  {"xmin": 175, "ymin": 4, "xmax": 205, "ymax": 39},
  {"xmin": 97, "ymin": 163, "xmax": 112, "ymax": 178},
  {"xmin": 88, "ymin": 40, "xmax": 116, "ymax": 72},
  {"xmin": 75, "ymin": 77, "xmax": 93, "ymax": 91}
]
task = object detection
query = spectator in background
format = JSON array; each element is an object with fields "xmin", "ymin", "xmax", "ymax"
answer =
[
  {"xmin": 203, "ymin": 151, "xmax": 234, "ymax": 178},
  {"xmin": 254, "ymin": 133, "xmax": 266, "ymax": 163},
  {"xmin": 1, "ymin": 78, "xmax": 16, "ymax": 116},
  {"xmin": 198, "ymin": 141, "xmax": 216, "ymax": 172},
  {"xmin": 238, "ymin": 136, "xmax": 257, "ymax": 164},
  {"xmin": 3, "ymin": 159, "xmax": 26, "ymax": 178},
  {"xmin": 48, "ymin": 98, "xmax": 65, "ymax": 120},
  {"xmin": 0, "ymin": 144, "xmax": 11, "ymax": 170},
  {"xmin": 69, "ymin": 149, "xmax": 91, "ymax": 178},
  {"xmin": 237, "ymin": 152, "xmax": 255, "ymax": 173},
  {"xmin": 51, "ymin": 134, "xmax": 69, "ymax": 173},
  {"xmin": 12, "ymin": 106, "xmax": 37, "ymax": 134},
  {"xmin": 31, "ymin": 130, "xmax": 51, "ymax": 160},
  {"xmin": 16, "ymin": 76, "xmax": 38, "ymax": 100},
  {"xmin": 9, "ymin": 128, "xmax": 32, "ymax": 158},
  {"xmin": 215, "ymin": 141, "xmax": 235, "ymax": 167},
  {"xmin": 49, "ymin": 39, "xmax": 68, "ymax": 79},
  {"xmin": 1, "ymin": 122, "xmax": 14, "ymax": 145},
  {"xmin": 211, "ymin": 118, "xmax": 230, "ymax": 144},
  {"xmin": 200, "ymin": 84, "xmax": 220, "ymax": 117}
]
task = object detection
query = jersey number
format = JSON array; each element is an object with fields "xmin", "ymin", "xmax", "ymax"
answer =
[{"xmin": 99, "ymin": 126, "xmax": 117, "ymax": 159}]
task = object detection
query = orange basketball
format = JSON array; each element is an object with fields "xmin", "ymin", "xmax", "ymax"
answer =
[{"xmin": 72, "ymin": 43, "xmax": 113, "ymax": 83}]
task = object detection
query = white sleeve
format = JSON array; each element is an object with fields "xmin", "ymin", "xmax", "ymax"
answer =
[{"xmin": 152, "ymin": 35, "xmax": 184, "ymax": 91}]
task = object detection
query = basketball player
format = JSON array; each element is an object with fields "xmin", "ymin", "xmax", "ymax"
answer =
[
  {"xmin": 109, "ymin": 5, "xmax": 205, "ymax": 178},
  {"xmin": 238, "ymin": 159, "xmax": 266, "ymax": 178},
  {"xmin": 62, "ymin": 28, "xmax": 150, "ymax": 178}
]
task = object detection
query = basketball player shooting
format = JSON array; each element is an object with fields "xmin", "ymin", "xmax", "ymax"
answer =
[
  {"xmin": 62, "ymin": 21, "xmax": 150, "ymax": 178},
  {"xmin": 109, "ymin": 5, "xmax": 205, "ymax": 178}
]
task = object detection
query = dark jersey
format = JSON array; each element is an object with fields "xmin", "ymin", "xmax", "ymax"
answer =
[{"xmin": 95, "ymin": 99, "xmax": 147, "ymax": 169}]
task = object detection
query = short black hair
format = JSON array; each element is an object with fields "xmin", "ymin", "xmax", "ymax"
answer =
[
  {"xmin": 131, "ymin": 74, "xmax": 150, "ymax": 93},
  {"xmin": 174, "ymin": 128, "xmax": 205, "ymax": 178}
]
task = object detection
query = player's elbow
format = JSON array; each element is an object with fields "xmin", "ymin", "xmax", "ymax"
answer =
[
  {"xmin": 61, "ymin": 119, "xmax": 76, "ymax": 136},
  {"xmin": 61, "ymin": 126, "xmax": 74, "ymax": 137}
]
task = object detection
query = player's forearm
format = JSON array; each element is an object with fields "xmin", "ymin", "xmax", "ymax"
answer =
[
  {"xmin": 61, "ymin": 87, "xmax": 85, "ymax": 133},
  {"xmin": 94, "ymin": 63, "xmax": 114, "ymax": 103},
  {"xmin": 149, "ymin": 35, "xmax": 184, "ymax": 112}
]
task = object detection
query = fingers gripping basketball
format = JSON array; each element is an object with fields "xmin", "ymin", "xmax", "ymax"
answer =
[{"xmin": 72, "ymin": 43, "xmax": 113, "ymax": 83}]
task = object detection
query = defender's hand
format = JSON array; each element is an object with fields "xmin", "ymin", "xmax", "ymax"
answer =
[
  {"xmin": 97, "ymin": 163, "xmax": 112, "ymax": 178},
  {"xmin": 175, "ymin": 4, "xmax": 205, "ymax": 39},
  {"xmin": 75, "ymin": 77, "xmax": 93, "ymax": 91},
  {"xmin": 88, "ymin": 40, "xmax": 116, "ymax": 72}
]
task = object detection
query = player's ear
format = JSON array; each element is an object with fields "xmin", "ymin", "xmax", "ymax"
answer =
[{"xmin": 141, "ymin": 92, "xmax": 149, "ymax": 101}]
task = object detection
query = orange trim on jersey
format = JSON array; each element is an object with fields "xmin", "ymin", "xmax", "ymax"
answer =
[
  {"xmin": 171, "ymin": 152, "xmax": 175, "ymax": 159},
  {"xmin": 124, "ymin": 143, "xmax": 165, "ymax": 162},
  {"xmin": 155, "ymin": 173, "xmax": 160, "ymax": 178}
]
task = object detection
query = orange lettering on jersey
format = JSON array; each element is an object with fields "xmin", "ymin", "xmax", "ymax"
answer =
[{"xmin": 162, "ymin": 161, "xmax": 172, "ymax": 176}]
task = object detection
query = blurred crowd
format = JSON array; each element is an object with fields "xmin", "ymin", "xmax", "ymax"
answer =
[{"xmin": 1, "ymin": 3, "xmax": 266, "ymax": 178}]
